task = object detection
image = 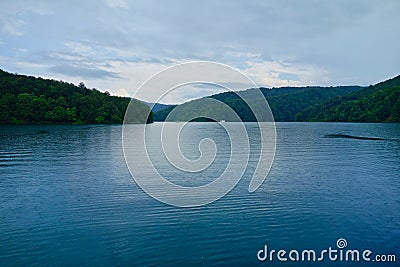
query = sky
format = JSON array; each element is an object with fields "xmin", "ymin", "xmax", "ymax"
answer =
[{"xmin": 0, "ymin": 0, "xmax": 399, "ymax": 104}]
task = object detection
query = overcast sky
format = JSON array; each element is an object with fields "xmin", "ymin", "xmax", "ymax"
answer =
[{"xmin": 0, "ymin": 0, "xmax": 399, "ymax": 104}]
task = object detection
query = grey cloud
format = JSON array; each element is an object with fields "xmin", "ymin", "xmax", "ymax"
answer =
[
  {"xmin": 48, "ymin": 65, "xmax": 121, "ymax": 79},
  {"xmin": 192, "ymin": 82, "xmax": 258, "ymax": 91},
  {"xmin": 278, "ymin": 72, "xmax": 300, "ymax": 82},
  {"xmin": 0, "ymin": 0, "xmax": 399, "ymax": 99}
]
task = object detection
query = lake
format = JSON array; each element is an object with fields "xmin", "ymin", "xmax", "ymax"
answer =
[{"xmin": 0, "ymin": 122, "xmax": 399, "ymax": 266}]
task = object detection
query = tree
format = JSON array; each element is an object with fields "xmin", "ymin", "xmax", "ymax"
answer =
[{"xmin": 0, "ymin": 69, "xmax": 153, "ymax": 124}]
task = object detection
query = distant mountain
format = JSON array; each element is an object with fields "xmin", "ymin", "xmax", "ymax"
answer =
[
  {"xmin": 145, "ymin": 102, "xmax": 173, "ymax": 113},
  {"xmin": 154, "ymin": 75, "xmax": 400, "ymax": 123},
  {"xmin": 153, "ymin": 85, "xmax": 361, "ymax": 122},
  {"xmin": 0, "ymin": 69, "xmax": 152, "ymax": 124},
  {"xmin": 296, "ymin": 75, "xmax": 400, "ymax": 122},
  {"xmin": 153, "ymin": 105, "xmax": 178, "ymax": 121}
]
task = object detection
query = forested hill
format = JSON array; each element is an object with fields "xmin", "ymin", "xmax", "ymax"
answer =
[
  {"xmin": 154, "ymin": 85, "xmax": 361, "ymax": 122},
  {"xmin": 2, "ymin": 68, "xmax": 398, "ymax": 124},
  {"xmin": 296, "ymin": 75, "xmax": 400, "ymax": 122},
  {"xmin": 0, "ymin": 69, "xmax": 152, "ymax": 124},
  {"xmin": 236, "ymin": 86, "xmax": 361, "ymax": 121},
  {"xmin": 154, "ymin": 75, "xmax": 400, "ymax": 123}
]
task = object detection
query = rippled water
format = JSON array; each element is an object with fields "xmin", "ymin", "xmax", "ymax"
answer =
[{"xmin": 0, "ymin": 123, "xmax": 399, "ymax": 266}]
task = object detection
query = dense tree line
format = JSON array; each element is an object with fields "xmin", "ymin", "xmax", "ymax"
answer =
[
  {"xmin": 154, "ymin": 85, "xmax": 361, "ymax": 122},
  {"xmin": 262, "ymin": 86, "xmax": 361, "ymax": 121},
  {"xmin": 2, "ymin": 68, "xmax": 398, "ymax": 124},
  {"xmin": 296, "ymin": 75, "xmax": 400, "ymax": 122},
  {"xmin": 154, "ymin": 75, "xmax": 400, "ymax": 122},
  {"xmin": 0, "ymin": 69, "xmax": 152, "ymax": 124}
]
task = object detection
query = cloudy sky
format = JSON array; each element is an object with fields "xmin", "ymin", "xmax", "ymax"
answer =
[{"xmin": 0, "ymin": 0, "xmax": 399, "ymax": 104}]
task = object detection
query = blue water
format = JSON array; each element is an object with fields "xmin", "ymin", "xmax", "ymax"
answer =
[{"xmin": 0, "ymin": 123, "xmax": 399, "ymax": 266}]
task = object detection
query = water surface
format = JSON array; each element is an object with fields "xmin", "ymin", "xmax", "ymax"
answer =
[{"xmin": 0, "ymin": 123, "xmax": 399, "ymax": 266}]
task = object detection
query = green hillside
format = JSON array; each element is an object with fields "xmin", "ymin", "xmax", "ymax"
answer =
[
  {"xmin": 296, "ymin": 75, "xmax": 400, "ymax": 122},
  {"xmin": 153, "ymin": 105, "xmax": 178, "ymax": 121},
  {"xmin": 0, "ymin": 69, "xmax": 152, "ymax": 124},
  {"xmin": 154, "ymin": 85, "xmax": 361, "ymax": 122},
  {"xmin": 2, "ymin": 68, "xmax": 398, "ymax": 124}
]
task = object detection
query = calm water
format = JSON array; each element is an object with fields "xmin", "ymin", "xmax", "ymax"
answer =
[{"xmin": 0, "ymin": 123, "xmax": 399, "ymax": 266}]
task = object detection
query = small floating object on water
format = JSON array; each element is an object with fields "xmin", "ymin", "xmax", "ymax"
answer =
[{"xmin": 324, "ymin": 134, "xmax": 385, "ymax": 141}]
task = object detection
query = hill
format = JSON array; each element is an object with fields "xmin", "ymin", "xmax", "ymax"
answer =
[
  {"xmin": 0, "ymin": 69, "xmax": 152, "ymax": 124},
  {"xmin": 153, "ymin": 105, "xmax": 178, "ymax": 121},
  {"xmin": 154, "ymin": 85, "xmax": 361, "ymax": 122},
  {"xmin": 145, "ymin": 102, "xmax": 173, "ymax": 113},
  {"xmin": 296, "ymin": 75, "xmax": 400, "ymax": 122}
]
